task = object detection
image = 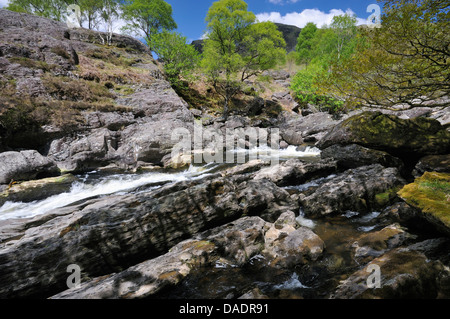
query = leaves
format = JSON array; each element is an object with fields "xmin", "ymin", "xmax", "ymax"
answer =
[
  {"xmin": 320, "ymin": 0, "xmax": 450, "ymax": 108},
  {"xmin": 201, "ymin": 0, "xmax": 286, "ymax": 118},
  {"xmin": 150, "ymin": 30, "xmax": 200, "ymax": 86},
  {"xmin": 120, "ymin": 0, "xmax": 177, "ymax": 47}
]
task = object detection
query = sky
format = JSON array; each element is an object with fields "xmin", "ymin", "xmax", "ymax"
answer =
[{"xmin": 0, "ymin": 0, "xmax": 378, "ymax": 43}]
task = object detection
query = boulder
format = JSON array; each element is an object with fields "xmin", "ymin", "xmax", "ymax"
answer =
[
  {"xmin": 398, "ymin": 172, "xmax": 450, "ymax": 236},
  {"xmin": 351, "ymin": 224, "xmax": 416, "ymax": 263},
  {"xmin": 263, "ymin": 211, "xmax": 324, "ymax": 268},
  {"xmin": 317, "ymin": 112, "xmax": 450, "ymax": 159},
  {"xmin": 0, "ymin": 174, "xmax": 76, "ymax": 206},
  {"xmin": 0, "ymin": 150, "xmax": 60, "ymax": 184},
  {"xmin": 279, "ymin": 112, "xmax": 348, "ymax": 144},
  {"xmin": 300, "ymin": 164, "xmax": 406, "ymax": 218},
  {"xmin": 413, "ymin": 154, "xmax": 450, "ymax": 177},
  {"xmin": 321, "ymin": 144, "xmax": 404, "ymax": 170},
  {"xmin": 115, "ymin": 81, "xmax": 193, "ymax": 122},
  {"xmin": 47, "ymin": 128, "xmax": 119, "ymax": 173},
  {"xmin": 50, "ymin": 216, "xmax": 268, "ymax": 299},
  {"xmin": 331, "ymin": 238, "xmax": 450, "ymax": 299},
  {"xmin": 253, "ymin": 158, "xmax": 338, "ymax": 187}
]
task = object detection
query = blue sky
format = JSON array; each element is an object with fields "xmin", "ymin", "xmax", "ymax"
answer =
[{"xmin": 0, "ymin": 0, "xmax": 378, "ymax": 43}]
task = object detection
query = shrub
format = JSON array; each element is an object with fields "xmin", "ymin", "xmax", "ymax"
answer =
[{"xmin": 290, "ymin": 64, "xmax": 345, "ymax": 115}]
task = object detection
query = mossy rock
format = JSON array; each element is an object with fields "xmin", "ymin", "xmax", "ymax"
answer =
[
  {"xmin": 318, "ymin": 111, "xmax": 450, "ymax": 158},
  {"xmin": 398, "ymin": 172, "xmax": 450, "ymax": 235},
  {"xmin": 0, "ymin": 174, "xmax": 77, "ymax": 205}
]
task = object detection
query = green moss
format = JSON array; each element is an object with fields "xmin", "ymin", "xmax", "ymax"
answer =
[
  {"xmin": 398, "ymin": 172, "xmax": 450, "ymax": 228},
  {"xmin": 375, "ymin": 187, "xmax": 402, "ymax": 207}
]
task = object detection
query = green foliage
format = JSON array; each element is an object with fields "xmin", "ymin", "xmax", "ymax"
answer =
[
  {"xmin": 323, "ymin": 0, "xmax": 450, "ymax": 108},
  {"xmin": 6, "ymin": 0, "xmax": 70, "ymax": 21},
  {"xmin": 150, "ymin": 30, "xmax": 200, "ymax": 87},
  {"xmin": 295, "ymin": 22, "xmax": 318, "ymax": 65},
  {"xmin": 201, "ymin": 0, "xmax": 286, "ymax": 119},
  {"xmin": 291, "ymin": 14, "xmax": 361, "ymax": 114},
  {"xmin": 121, "ymin": 0, "xmax": 177, "ymax": 49}
]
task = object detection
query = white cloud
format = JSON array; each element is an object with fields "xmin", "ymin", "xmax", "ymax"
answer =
[
  {"xmin": 268, "ymin": 0, "xmax": 301, "ymax": 4},
  {"xmin": 0, "ymin": 0, "xmax": 10, "ymax": 8},
  {"xmin": 256, "ymin": 8, "xmax": 367, "ymax": 28}
]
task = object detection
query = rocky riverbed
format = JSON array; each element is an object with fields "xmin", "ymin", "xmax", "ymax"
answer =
[{"xmin": 0, "ymin": 9, "xmax": 449, "ymax": 299}]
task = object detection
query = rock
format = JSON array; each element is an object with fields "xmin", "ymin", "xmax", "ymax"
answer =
[
  {"xmin": 83, "ymin": 111, "xmax": 136, "ymax": 131},
  {"xmin": 69, "ymin": 28, "xmax": 150, "ymax": 54},
  {"xmin": 280, "ymin": 129, "xmax": 304, "ymax": 146},
  {"xmin": 196, "ymin": 217, "xmax": 267, "ymax": 266},
  {"xmin": 272, "ymin": 91, "xmax": 293, "ymax": 103},
  {"xmin": 50, "ymin": 216, "xmax": 268, "ymax": 299},
  {"xmin": 47, "ymin": 128, "xmax": 119, "ymax": 173},
  {"xmin": 351, "ymin": 224, "xmax": 416, "ymax": 263},
  {"xmin": 253, "ymin": 158, "xmax": 338, "ymax": 187},
  {"xmin": 280, "ymin": 112, "xmax": 348, "ymax": 144},
  {"xmin": 263, "ymin": 211, "xmax": 324, "ymax": 268},
  {"xmin": 413, "ymin": 154, "xmax": 450, "ymax": 177},
  {"xmin": 321, "ymin": 144, "xmax": 404, "ymax": 170},
  {"xmin": 50, "ymin": 238, "xmax": 218, "ymax": 299},
  {"xmin": 0, "ymin": 174, "xmax": 76, "ymax": 206},
  {"xmin": 116, "ymin": 119, "xmax": 193, "ymax": 167},
  {"xmin": 0, "ymin": 150, "xmax": 60, "ymax": 184},
  {"xmin": 236, "ymin": 179, "xmax": 299, "ymax": 222},
  {"xmin": 246, "ymin": 96, "xmax": 265, "ymax": 116},
  {"xmin": 238, "ymin": 288, "xmax": 269, "ymax": 299},
  {"xmin": 317, "ymin": 112, "xmax": 450, "ymax": 160},
  {"xmin": 190, "ymin": 108, "xmax": 202, "ymax": 117},
  {"xmin": 221, "ymin": 160, "xmax": 268, "ymax": 177},
  {"xmin": 262, "ymin": 69, "xmax": 290, "ymax": 81},
  {"xmin": 429, "ymin": 106, "xmax": 450, "ymax": 127},
  {"xmin": 300, "ymin": 164, "xmax": 406, "ymax": 218},
  {"xmin": 331, "ymin": 238, "xmax": 450, "ymax": 299},
  {"xmin": 398, "ymin": 172, "xmax": 450, "ymax": 236},
  {"xmin": 0, "ymin": 174, "xmax": 295, "ymax": 298},
  {"xmin": 115, "ymin": 81, "xmax": 193, "ymax": 122}
]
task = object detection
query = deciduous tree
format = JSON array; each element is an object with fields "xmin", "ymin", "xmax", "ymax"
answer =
[{"xmin": 201, "ymin": 0, "xmax": 286, "ymax": 119}]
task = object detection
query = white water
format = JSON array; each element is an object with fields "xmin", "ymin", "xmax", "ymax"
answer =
[
  {"xmin": 296, "ymin": 207, "xmax": 316, "ymax": 229},
  {"xmin": 273, "ymin": 273, "xmax": 310, "ymax": 290},
  {"xmin": 0, "ymin": 146, "xmax": 321, "ymax": 221},
  {"xmin": 0, "ymin": 164, "xmax": 217, "ymax": 221}
]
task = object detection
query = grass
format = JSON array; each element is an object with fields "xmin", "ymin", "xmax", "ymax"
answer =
[
  {"xmin": 9, "ymin": 57, "xmax": 57, "ymax": 72},
  {"xmin": 42, "ymin": 74, "xmax": 116, "ymax": 103}
]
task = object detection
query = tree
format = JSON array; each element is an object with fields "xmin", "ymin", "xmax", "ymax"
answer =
[
  {"xmin": 150, "ymin": 30, "xmax": 200, "ymax": 86},
  {"xmin": 201, "ymin": 0, "xmax": 286, "ymax": 119},
  {"xmin": 321, "ymin": 0, "xmax": 449, "ymax": 109},
  {"xmin": 121, "ymin": 0, "xmax": 177, "ymax": 50},
  {"xmin": 100, "ymin": 0, "xmax": 120, "ymax": 45},
  {"xmin": 78, "ymin": 0, "xmax": 103, "ymax": 30},
  {"xmin": 295, "ymin": 22, "xmax": 318, "ymax": 65},
  {"xmin": 6, "ymin": 0, "xmax": 74, "ymax": 22},
  {"xmin": 330, "ymin": 14, "xmax": 358, "ymax": 61}
]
